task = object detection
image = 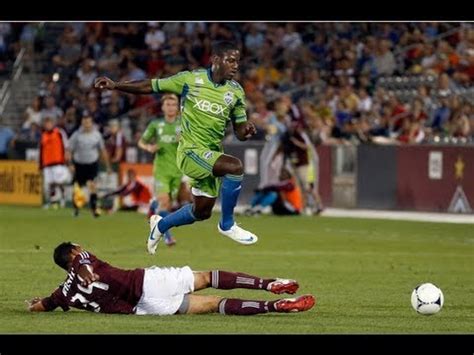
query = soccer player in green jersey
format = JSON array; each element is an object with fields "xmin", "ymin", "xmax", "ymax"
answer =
[
  {"xmin": 95, "ymin": 41, "xmax": 258, "ymax": 254},
  {"xmin": 138, "ymin": 93, "xmax": 185, "ymax": 246}
]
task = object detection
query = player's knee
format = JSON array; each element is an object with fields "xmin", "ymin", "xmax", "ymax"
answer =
[
  {"xmin": 226, "ymin": 159, "xmax": 243, "ymax": 176},
  {"xmin": 198, "ymin": 271, "xmax": 211, "ymax": 287},
  {"xmin": 194, "ymin": 208, "xmax": 213, "ymax": 220}
]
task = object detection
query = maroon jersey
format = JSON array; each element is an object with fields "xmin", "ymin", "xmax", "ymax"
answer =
[{"xmin": 41, "ymin": 251, "xmax": 144, "ymax": 314}]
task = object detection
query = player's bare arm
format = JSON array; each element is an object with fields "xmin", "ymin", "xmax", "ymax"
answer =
[
  {"xmin": 233, "ymin": 121, "xmax": 257, "ymax": 141},
  {"xmin": 100, "ymin": 147, "xmax": 112, "ymax": 174},
  {"xmin": 77, "ymin": 264, "xmax": 100, "ymax": 287},
  {"xmin": 94, "ymin": 76, "xmax": 153, "ymax": 95},
  {"xmin": 290, "ymin": 136, "xmax": 308, "ymax": 150},
  {"xmin": 138, "ymin": 138, "xmax": 159, "ymax": 154}
]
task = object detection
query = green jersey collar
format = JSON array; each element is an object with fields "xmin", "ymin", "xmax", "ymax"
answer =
[{"xmin": 207, "ymin": 67, "xmax": 226, "ymax": 87}]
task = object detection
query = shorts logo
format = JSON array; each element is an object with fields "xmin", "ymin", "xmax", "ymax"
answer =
[
  {"xmin": 203, "ymin": 151, "xmax": 213, "ymax": 160},
  {"xmin": 224, "ymin": 92, "xmax": 234, "ymax": 106}
]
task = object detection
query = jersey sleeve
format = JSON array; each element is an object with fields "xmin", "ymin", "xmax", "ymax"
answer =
[
  {"xmin": 140, "ymin": 121, "xmax": 157, "ymax": 143},
  {"xmin": 230, "ymin": 89, "xmax": 247, "ymax": 124},
  {"xmin": 72, "ymin": 251, "xmax": 97, "ymax": 270},
  {"xmin": 41, "ymin": 287, "xmax": 70, "ymax": 312},
  {"xmin": 151, "ymin": 71, "xmax": 191, "ymax": 94}
]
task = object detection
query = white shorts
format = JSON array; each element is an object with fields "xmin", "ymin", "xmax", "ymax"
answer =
[
  {"xmin": 43, "ymin": 165, "xmax": 71, "ymax": 186},
  {"xmin": 134, "ymin": 266, "xmax": 194, "ymax": 316}
]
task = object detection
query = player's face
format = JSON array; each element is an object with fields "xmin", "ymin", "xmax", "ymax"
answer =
[
  {"xmin": 43, "ymin": 120, "xmax": 54, "ymax": 131},
  {"xmin": 82, "ymin": 117, "xmax": 93, "ymax": 131},
  {"xmin": 218, "ymin": 49, "xmax": 240, "ymax": 80},
  {"xmin": 162, "ymin": 99, "xmax": 179, "ymax": 119},
  {"xmin": 70, "ymin": 245, "xmax": 83, "ymax": 258}
]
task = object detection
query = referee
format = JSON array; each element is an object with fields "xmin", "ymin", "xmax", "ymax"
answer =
[{"xmin": 69, "ymin": 115, "xmax": 111, "ymax": 217}]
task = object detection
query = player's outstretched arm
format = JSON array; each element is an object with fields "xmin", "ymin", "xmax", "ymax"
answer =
[
  {"xmin": 26, "ymin": 297, "xmax": 46, "ymax": 312},
  {"xmin": 94, "ymin": 76, "xmax": 153, "ymax": 95},
  {"xmin": 233, "ymin": 121, "xmax": 257, "ymax": 141}
]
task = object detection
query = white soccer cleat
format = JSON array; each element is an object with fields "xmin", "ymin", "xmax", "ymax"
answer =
[
  {"xmin": 147, "ymin": 215, "xmax": 163, "ymax": 255},
  {"xmin": 217, "ymin": 223, "xmax": 258, "ymax": 245}
]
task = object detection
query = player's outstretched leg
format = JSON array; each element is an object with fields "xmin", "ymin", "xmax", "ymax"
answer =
[
  {"xmin": 147, "ymin": 204, "xmax": 197, "ymax": 254},
  {"xmin": 158, "ymin": 211, "xmax": 176, "ymax": 246},
  {"xmin": 182, "ymin": 294, "xmax": 315, "ymax": 315},
  {"xmin": 209, "ymin": 270, "xmax": 299, "ymax": 294}
]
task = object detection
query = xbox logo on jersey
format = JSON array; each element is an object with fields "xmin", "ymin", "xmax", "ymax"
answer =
[{"xmin": 193, "ymin": 99, "xmax": 225, "ymax": 115}]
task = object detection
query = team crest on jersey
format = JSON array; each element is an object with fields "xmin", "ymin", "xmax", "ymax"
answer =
[
  {"xmin": 203, "ymin": 151, "xmax": 213, "ymax": 160},
  {"xmin": 223, "ymin": 92, "xmax": 234, "ymax": 106}
]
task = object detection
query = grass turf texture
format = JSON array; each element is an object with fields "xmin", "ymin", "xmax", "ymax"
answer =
[{"xmin": 0, "ymin": 205, "xmax": 472, "ymax": 333}]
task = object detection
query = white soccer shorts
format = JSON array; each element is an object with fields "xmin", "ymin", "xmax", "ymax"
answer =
[
  {"xmin": 43, "ymin": 165, "xmax": 71, "ymax": 186},
  {"xmin": 134, "ymin": 266, "xmax": 195, "ymax": 316}
]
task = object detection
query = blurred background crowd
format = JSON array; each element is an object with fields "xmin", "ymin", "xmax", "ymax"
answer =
[{"xmin": 1, "ymin": 22, "xmax": 474, "ymax": 163}]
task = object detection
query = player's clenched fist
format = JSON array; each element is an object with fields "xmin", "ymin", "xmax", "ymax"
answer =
[
  {"xmin": 243, "ymin": 122, "xmax": 257, "ymax": 138},
  {"xmin": 95, "ymin": 76, "xmax": 116, "ymax": 90},
  {"xmin": 78, "ymin": 264, "xmax": 100, "ymax": 286}
]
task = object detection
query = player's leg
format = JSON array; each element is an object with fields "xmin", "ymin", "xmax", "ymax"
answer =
[
  {"xmin": 177, "ymin": 178, "xmax": 192, "ymax": 207},
  {"xmin": 147, "ymin": 149, "xmax": 220, "ymax": 254},
  {"xmin": 53, "ymin": 165, "xmax": 70, "ymax": 208},
  {"xmin": 85, "ymin": 162, "xmax": 100, "ymax": 217},
  {"xmin": 147, "ymin": 195, "xmax": 215, "ymax": 254},
  {"xmin": 87, "ymin": 179, "xmax": 100, "ymax": 218},
  {"xmin": 213, "ymin": 154, "xmax": 258, "ymax": 244},
  {"xmin": 192, "ymin": 270, "xmax": 299, "ymax": 294},
  {"xmin": 213, "ymin": 154, "xmax": 243, "ymax": 229},
  {"xmin": 249, "ymin": 191, "xmax": 278, "ymax": 215},
  {"xmin": 42, "ymin": 167, "xmax": 53, "ymax": 208},
  {"xmin": 182, "ymin": 294, "xmax": 316, "ymax": 315},
  {"xmin": 156, "ymin": 192, "xmax": 176, "ymax": 245},
  {"xmin": 163, "ymin": 175, "xmax": 185, "ymax": 246},
  {"xmin": 72, "ymin": 163, "xmax": 87, "ymax": 216},
  {"xmin": 153, "ymin": 174, "xmax": 176, "ymax": 245}
]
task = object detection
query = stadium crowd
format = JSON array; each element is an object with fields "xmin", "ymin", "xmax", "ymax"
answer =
[{"xmin": 1, "ymin": 22, "xmax": 474, "ymax": 162}]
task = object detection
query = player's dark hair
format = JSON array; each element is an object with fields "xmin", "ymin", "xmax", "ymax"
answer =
[
  {"xmin": 212, "ymin": 41, "xmax": 238, "ymax": 57},
  {"xmin": 54, "ymin": 242, "xmax": 76, "ymax": 270}
]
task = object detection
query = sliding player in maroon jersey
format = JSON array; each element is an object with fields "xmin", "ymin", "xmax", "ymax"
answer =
[{"xmin": 26, "ymin": 242, "xmax": 315, "ymax": 316}]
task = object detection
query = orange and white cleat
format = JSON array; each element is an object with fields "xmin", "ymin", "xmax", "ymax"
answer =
[{"xmin": 274, "ymin": 295, "xmax": 316, "ymax": 313}]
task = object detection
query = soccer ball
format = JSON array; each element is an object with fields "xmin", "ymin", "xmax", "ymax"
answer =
[{"xmin": 411, "ymin": 283, "xmax": 444, "ymax": 315}]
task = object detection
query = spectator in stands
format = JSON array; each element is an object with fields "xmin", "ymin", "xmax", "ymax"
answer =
[
  {"xmin": 144, "ymin": 22, "xmax": 166, "ymax": 51},
  {"xmin": 104, "ymin": 119, "xmax": 127, "ymax": 171},
  {"xmin": 41, "ymin": 96, "xmax": 63, "ymax": 122},
  {"xmin": 374, "ymin": 39, "xmax": 397, "ymax": 76},
  {"xmin": 76, "ymin": 59, "xmax": 98, "ymax": 91},
  {"xmin": 0, "ymin": 125, "xmax": 15, "ymax": 159},
  {"xmin": 22, "ymin": 96, "xmax": 43, "ymax": 130},
  {"xmin": 431, "ymin": 95, "xmax": 452, "ymax": 132}
]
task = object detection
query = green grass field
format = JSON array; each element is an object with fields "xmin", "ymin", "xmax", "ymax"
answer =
[{"xmin": 0, "ymin": 205, "xmax": 472, "ymax": 333}]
